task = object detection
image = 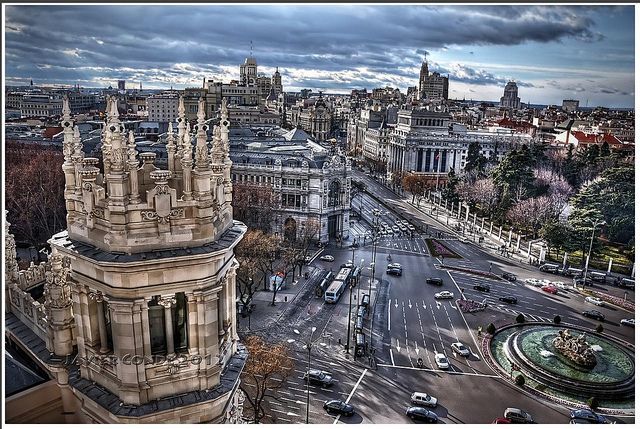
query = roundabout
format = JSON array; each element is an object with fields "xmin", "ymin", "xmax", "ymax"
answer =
[{"xmin": 489, "ymin": 323, "xmax": 635, "ymax": 412}]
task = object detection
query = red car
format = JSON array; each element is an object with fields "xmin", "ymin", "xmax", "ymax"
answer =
[
  {"xmin": 542, "ymin": 285, "xmax": 558, "ymax": 294},
  {"xmin": 492, "ymin": 418, "xmax": 512, "ymax": 424}
]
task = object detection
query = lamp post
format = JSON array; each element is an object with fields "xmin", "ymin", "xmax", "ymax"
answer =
[
  {"xmin": 583, "ymin": 220, "xmax": 606, "ymax": 289},
  {"xmin": 292, "ymin": 327, "xmax": 318, "ymax": 424}
]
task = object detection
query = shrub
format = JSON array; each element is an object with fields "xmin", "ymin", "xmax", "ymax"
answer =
[
  {"xmin": 516, "ymin": 313, "xmax": 525, "ymax": 324},
  {"xmin": 596, "ymin": 324, "xmax": 604, "ymax": 333},
  {"xmin": 486, "ymin": 323, "xmax": 496, "ymax": 335},
  {"xmin": 553, "ymin": 315, "xmax": 562, "ymax": 324},
  {"xmin": 515, "ymin": 374, "xmax": 525, "ymax": 386},
  {"xmin": 587, "ymin": 397, "xmax": 599, "ymax": 410}
]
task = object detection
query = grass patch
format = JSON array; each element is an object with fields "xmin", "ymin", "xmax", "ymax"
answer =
[{"xmin": 426, "ymin": 238, "xmax": 462, "ymax": 259}]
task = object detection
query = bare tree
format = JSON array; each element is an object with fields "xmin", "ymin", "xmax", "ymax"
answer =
[
  {"xmin": 240, "ymin": 336, "xmax": 294, "ymax": 423},
  {"xmin": 233, "ymin": 182, "xmax": 279, "ymax": 232},
  {"xmin": 235, "ymin": 230, "xmax": 279, "ymax": 311}
]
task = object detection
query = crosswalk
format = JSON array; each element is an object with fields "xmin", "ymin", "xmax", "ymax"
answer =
[{"xmin": 492, "ymin": 304, "xmax": 553, "ymax": 323}]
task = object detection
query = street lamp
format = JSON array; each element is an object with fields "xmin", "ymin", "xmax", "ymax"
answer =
[
  {"xmin": 291, "ymin": 327, "xmax": 318, "ymax": 424},
  {"xmin": 583, "ymin": 220, "xmax": 606, "ymax": 289}
]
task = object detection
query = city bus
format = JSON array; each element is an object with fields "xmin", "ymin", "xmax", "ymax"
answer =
[{"xmin": 324, "ymin": 267, "xmax": 352, "ymax": 303}]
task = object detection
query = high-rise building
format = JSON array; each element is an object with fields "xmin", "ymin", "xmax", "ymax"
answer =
[
  {"xmin": 418, "ymin": 61, "xmax": 449, "ymax": 101},
  {"xmin": 500, "ymin": 81, "xmax": 521, "ymax": 109},
  {"xmin": 5, "ymin": 95, "xmax": 247, "ymax": 423},
  {"xmin": 272, "ymin": 67, "xmax": 283, "ymax": 95},
  {"xmin": 240, "ymin": 56, "xmax": 258, "ymax": 87},
  {"xmin": 117, "ymin": 80, "xmax": 126, "ymax": 91},
  {"xmin": 562, "ymin": 99, "xmax": 580, "ymax": 112}
]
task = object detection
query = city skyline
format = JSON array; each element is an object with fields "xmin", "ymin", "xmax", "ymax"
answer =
[{"xmin": 4, "ymin": 5, "xmax": 635, "ymax": 108}]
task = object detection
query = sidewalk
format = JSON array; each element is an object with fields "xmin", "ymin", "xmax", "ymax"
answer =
[{"xmin": 237, "ymin": 266, "xmax": 324, "ymax": 333}]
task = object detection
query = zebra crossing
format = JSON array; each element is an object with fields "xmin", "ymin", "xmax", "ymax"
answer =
[{"xmin": 493, "ymin": 304, "xmax": 553, "ymax": 323}]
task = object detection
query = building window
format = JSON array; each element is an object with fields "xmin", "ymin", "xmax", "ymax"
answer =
[
  {"xmin": 148, "ymin": 297, "xmax": 167, "ymax": 354},
  {"xmin": 174, "ymin": 292, "xmax": 188, "ymax": 352}
]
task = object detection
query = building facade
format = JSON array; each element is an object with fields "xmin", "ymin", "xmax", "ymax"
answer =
[
  {"xmin": 20, "ymin": 94, "xmax": 63, "ymax": 117},
  {"xmin": 419, "ymin": 61, "xmax": 449, "ymax": 101},
  {"xmin": 147, "ymin": 91, "xmax": 180, "ymax": 122},
  {"xmin": 5, "ymin": 95, "xmax": 247, "ymax": 423},
  {"xmin": 562, "ymin": 99, "xmax": 580, "ymax": 113},
  {"xmin": 388, "ymin": 108, "xmax": 531, "ymax": 179},
  {"xmin": 500, "ymin": 81, "xmax": 521, "ymax": 109},
  {"xmin": 229, "ymin": 130, "xmax": 351, "ymax": 243}
]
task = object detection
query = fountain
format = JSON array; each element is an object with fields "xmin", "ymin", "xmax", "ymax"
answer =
[{"xmin": 552, "ymin": 329, "xmax": 597, "ymax": 369}]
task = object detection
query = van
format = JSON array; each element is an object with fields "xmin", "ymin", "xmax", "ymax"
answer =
[
  {"xmin": 621, "ymin": 278, "xmax": 635, "ymax": 289},
  {"xmin": 588, "ymin": 271, "xmax": 607, "ymax": 283},
  {"xmin": 563, "ymin": 267, "xmax": 583, "ymax": 278},
  {"xmin": 539, "ymin": 263, "xmax": 560, "ymax": 274}
]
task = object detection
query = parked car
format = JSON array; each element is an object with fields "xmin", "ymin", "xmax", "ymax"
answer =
[
  {"xmin": 426, "ymin": 277, "xmax": 443, "ymax": 286},
  {"xmin": 588, "ymin": 271, "xmax": 608, "ymax": 284},
  {"xmin": 574, "ymin": 277, "xmax": 594, "ymax": 287},
  {"xmin": 434, "ymin": 291, "xmax": 454, "ymax": 299},
  {"xmin": 323, "ymin": 400, "xmax": 354, "ymax": 417},
  {"xmin": 582, "ymin": 310, "xmax": 605, "ymax": 321},
  {"xmin": 410, "ymin": 392, "xmax": 438, "ymax": 408},
  {"xmin": 340, "ymin": 260, "xmax": 354, "ymax": 269},
  {"xmin": 451, "ymin": 342, "xmax": 471, "ymax": 357},
  {"xmin": 499, "ymin": 296, "xmax": 518, "ymax": 304},
  {"xmin": 502, "ymin": 273, "xmax": 517, "ymax": 282},
  {"xmin": 408, "ymin": 225, "xmax": 416, "ymax": 231},
  {"xmin": 303, "ymin": 370, "xmax": 333, "ymax": 387},
  {"xmin": 492, "ymin": 417, "xmax": 513, "ymax": 424},
  {"xmin": 473, "ymin": 284, "xmax": 491, "ymax": 292},
  {"xmin": 569, "ymin": 409, "xmax": 610, "ymax": 424},
  {"xmin": 585, "ymin": 296, "xmax": 604, "ymax": 306},
  {"xmin": 620, "ymin": 318, "xmax": 635, "ymax": 327},
  {"xmin": 392, "ymin": 226, "xmax": 400, "ymax": 233},
  {"xmin": 620, "ymin": 278, "xmax": 635, "ymax": 289},
  {"xmin": 434, "ymin": 353, "xmax": 450, "ymax": 369},
  {"xmin": 539, "ymin": 263, "xmax": 560, "ymax": 274},
  {"xmin": 406, "ymin": 406, "xmax": 438, "ymax": 423},
  {"xmin": 504, "ymin": 408, "xmax": 535, "ymax": 424},
  {"xmin": 552, "ymin": 281, "xmax": 570, "ymax": 290},
  {"xmin": 319, "ymin": 255, "xmax": 335, "ymax": 262},
  {"xmin": 541, "ymin": 285, "xmax": 558, "ymax": 294},
  {"xmin": 524, "ymin": 278, "xmax": 542, "ymax": 287},
  {"xmin": 563, "ymin": 267, "xmax": 584, "ymax": 278}
]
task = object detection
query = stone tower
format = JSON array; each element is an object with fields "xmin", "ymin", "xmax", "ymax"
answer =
[{"xmin": 41, "ymin": 93, "xmax": 246, "ymax": 422}]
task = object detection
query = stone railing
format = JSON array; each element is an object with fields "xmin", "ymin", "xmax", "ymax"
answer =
[
  {"xmin": 7, "ymin": 282, "xmax": 48, "ymax": 342},
  {"xmin": 15, "ymin": 261, "xmax": 47, "ymax": 291}
]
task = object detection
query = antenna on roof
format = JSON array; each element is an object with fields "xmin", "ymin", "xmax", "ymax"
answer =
[{"xmin": 250, "ymin": 40, "xmax": 253, "ymax": 57}]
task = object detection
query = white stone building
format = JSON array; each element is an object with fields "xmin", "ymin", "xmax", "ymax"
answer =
[
  {"xmin": 5, "ymin": 95, "xmax": 247, "ymax": 423},
  {"xmin": 147, "ymin": 91, "xmax": 180, "ymax": 122}
]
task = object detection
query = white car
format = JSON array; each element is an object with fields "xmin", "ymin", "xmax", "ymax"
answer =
[
  {"xmin": 620, "ymin": 318, "xmax": 635, "ymax": 327},
  {"xmin": 434, "ymin": 291, "xmax": 454, "ymax": 299},
  {"xmin": 524, "ymin": 278, "xmax": 539, "ymax": 286},
  {"xmin": 451, "ymin": 342, "xmax": 471, "ymax": 357},
  {"xmin": 319, "ymin": 255, "xmax": 335, "ymax": 262},
  {"xmin": 411, "ymin": 392, "xmax": 438, "ymax": 408},
  {"xmin": 401, "ymin": 220, "xmax": 410, "ymax": 226},
  {"xmin": 585, "ymin": 296, "xmax": 604, "ymax": 306},
  {"xmin": 434, "ymin": 353, "xmax": 450, "ymax": 369},
  {"xmin": 552, "ymin": 281, "xmax": 570, "ymax": 290},
  {"xmin": 392, "ymin": 226, "xmax": 400, "ymax": 233},
  {"xmin": 408, "ymin": 225, "xmax": 416, "ymax": 231}
]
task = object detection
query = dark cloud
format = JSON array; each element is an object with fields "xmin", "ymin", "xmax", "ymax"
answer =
[{"xmin": 3, "ymin": 4, "xmax": 630, "ymax": 103}]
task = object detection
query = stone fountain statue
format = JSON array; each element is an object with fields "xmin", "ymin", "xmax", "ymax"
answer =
[{"xmin": 552, "ymin": 329, "xmax": 597, "ymax": 369}]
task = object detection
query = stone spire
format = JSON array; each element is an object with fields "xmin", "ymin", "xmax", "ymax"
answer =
[
  {"xmin": 43, "ymin": 252, "xmax": 75, "ymax": 356},
  {"xmin": 5, "ymin": 211, "xmax": 19, "ymax": 282},
  {"xmin": 127, "ymin": 130, "xmax": 141, "ymax": 204},
  {"xmin": 166, "ymin": 121, "xmax": 177, "ymax": 172},
  {"xmin": 181, "ymin": 122, "xmax": 193, "ymax": 200},
  {"xmin": 195, "ymin": 97, "xmax": 210, "ymax": 170}
]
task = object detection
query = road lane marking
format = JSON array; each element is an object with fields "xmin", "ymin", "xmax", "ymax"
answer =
[
  {"xmin": 388, "ymin": 299, "xmax": 391, "ymax": 331},
  {"xmin": 389, "ymin": 349, "xmax": 396, "ymax": 366},
  {"xmin": 333, "ymin": 368, "xmax": 368, "ymax": 424},
  {"xmin": 376, "ymin": 364, "xmax": 501, "ymax": 377}
]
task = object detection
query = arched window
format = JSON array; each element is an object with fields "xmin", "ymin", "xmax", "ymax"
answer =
[{"xmin": 328, "ymin": 180, "xmax": 341, "ymax": 207}]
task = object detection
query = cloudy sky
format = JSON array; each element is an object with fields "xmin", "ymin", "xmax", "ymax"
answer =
[{"xmin": 4, "ymin": 5, "xmax": 635, "ymax": 107}]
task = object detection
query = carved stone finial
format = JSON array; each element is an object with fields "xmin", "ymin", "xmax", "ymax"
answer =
[
  {"xmin": 127, "ymin": 130, "xmax": 138, "ymax": 165},
  {"xmin": 197, "ymin": 97, "xmax": 206, "ymax": 123},
  {"xmin": 43, "ymin": 253, "xmax": 72, "ymax": 309},
  {"xmin": 178, "ymin": 95, "xmax": 185, "ymax": 118},
  {"xmin": 5, "ymin": 211, "xmax": 19, "ymax": 282}
]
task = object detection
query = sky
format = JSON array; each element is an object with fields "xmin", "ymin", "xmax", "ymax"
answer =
[{"xmin": 4, "ymin": 4, "xmax": 636, "ymax": 107}]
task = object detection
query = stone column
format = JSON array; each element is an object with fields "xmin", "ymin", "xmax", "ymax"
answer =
[
  {"xmin": 218, "ymin": 278, "xmax": 227, "ymax": 336},
  {"xmin": 508, "ymin": 229, "xmax": 513, "ymax": 247},
  {"xmin": 429, "ymin": 150, "xmax": 435, "ymax": 173},
  {"xmin": 186, "ymin": 292, "xmax": 199, "ymax": 355},
  {"xmin": 457, "ymin": 202, "xmax": 462, "ymax": 219},
  {"xmin": 527, "ymin": 241, "xmax": 533, "ymax": 259},
  {"xmin": 88, "ymin": 291, "xmax": 109, "ymax": 354},
  {"xmin": 516, "ymin": 234, "xmax": 521, "ymax": 250},
  {"xmin": 473, "ymin": 213, "xmax": 477, "ymax": 228},
  {"xmin": 498, "ymin": 226, "xmax": 503, "ymax": 241},
  {"xmin": 489, "ymin": 221, "xmax": 494, "ymax": 235},
  {"xmin": 481, "ymin": 218, "xmax": 486, "ymax": 231},
  {"xmin": 159, "ymin": 295, "xmax": 176, "ymax": 356},
  {"xmin": 140, "ymin": 298, "xmax": 152, "ymax": 358}
]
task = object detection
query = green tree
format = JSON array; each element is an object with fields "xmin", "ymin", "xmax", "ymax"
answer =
[
  {"xmin": 562, "ymin": 144, "xmax": 580, "ymax": 187},
  {"xmin": 540, "ymin": 221, "xmax": 578, "ymax": 257},
  {"xmin": 464, "ymin": 141, "xmax": 488, "ymax": 177},
  {"xmin": 486, "ymin": 323, "xmax": 496, "ymax": 335},
  {"xmin": 441, "ymin": 170, "xmax": 461, "ymax": 205},
  {"xmin": 599, "ymin": 141, "xmax": 611, "ymax": 158},
  {"xmin": 491, "ymin": 145, "xmax": 536, "ymax": 219},
  {"xmin": 515, "ymin": 374, "xmax": 525, "ymax": 386},
  {"xmin": 553, "ymin": 315, "xmax": 562, "ymax": 324}
]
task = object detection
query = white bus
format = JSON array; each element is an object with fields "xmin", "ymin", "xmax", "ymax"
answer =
[{"xmin": 324, "ymin": 267, "xmax": 352, "ymax": 303}]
